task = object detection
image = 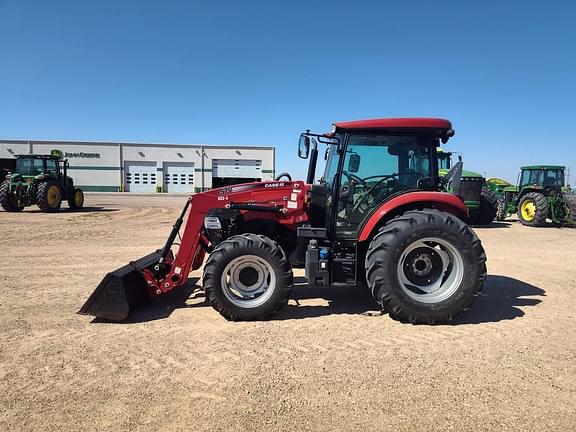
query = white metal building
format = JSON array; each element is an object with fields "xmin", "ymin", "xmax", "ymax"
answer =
[{"xmin": 0, "ymin": 140, "xmax": 275, "ymax": 192}]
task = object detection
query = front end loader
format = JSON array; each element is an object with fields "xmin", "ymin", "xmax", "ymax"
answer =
[{"xmin": 80, "ymin": 118, "xmax": 487, "ymax": 324}]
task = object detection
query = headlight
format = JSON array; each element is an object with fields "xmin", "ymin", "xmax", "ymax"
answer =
[{"xmin": 204, "ymin": 216, "xmax": 222, "ymax": 230}]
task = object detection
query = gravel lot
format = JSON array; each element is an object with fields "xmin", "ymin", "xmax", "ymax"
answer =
[{"xmin": 1, "ymin": 193, "xmax": 575, "ymax": 431}]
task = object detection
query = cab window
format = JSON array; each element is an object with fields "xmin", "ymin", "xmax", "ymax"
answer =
[{"xmin": 46, "ymin": 159, "xmax": 58, "ymax": 175}]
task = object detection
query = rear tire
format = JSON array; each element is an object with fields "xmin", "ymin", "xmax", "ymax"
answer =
[
  {"xmin": 68, "ymin": 188, "xmax": 84, "ymax": 210},
  {"xmin": 203, "ymin": 233, "xmax": 293, "ymax": 321},
  {"xmin": 36, "ymin": 180, "xmax": 62, "ymax": 212},
  {"xmin": 518, "ymin": 192, "xmax": 547, "ymax": 226},
  {"xmin": 469, "ymin": 189, "xmax": 498, "ymax": 225},
  {"xmin": 0, "ymin": 180, "xmax": 24, "ymax": 212},
  {"xmin": 495, "ymin": 197, "xmax": 507, "ymax": 221},
  {"xmin": 365, "ymin": 209, "xmax": 486, "ymax": 324}
]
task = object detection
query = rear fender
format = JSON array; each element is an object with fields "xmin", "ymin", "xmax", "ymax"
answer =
[{"xmin": 357, "ymin": 192, "xmax": 468, "ymax": 242}]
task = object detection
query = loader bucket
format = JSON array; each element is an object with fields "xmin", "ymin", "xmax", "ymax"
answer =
[{"xmin": 78, "ymin": 251, "xmax": 162, "ymax": 321}]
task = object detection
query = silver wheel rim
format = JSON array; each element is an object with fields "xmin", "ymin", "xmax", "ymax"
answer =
[
  {"xmin": 220, "ymin": 255, "xmax": 276, "ymax": 308},
  {"xmin": 397, "ymin": 237, "xmax": 464, "ymax": 304}
]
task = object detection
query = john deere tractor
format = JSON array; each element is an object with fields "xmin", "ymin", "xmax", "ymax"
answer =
[
  {"xmin": 0, "ymin": 152, "xmax": 84, "ymax": 212},
  {"xmin": 494, "ymin": 165, "xmax": 575, "ymax": 226},
  {"xmin": 437, "ymin": 149, "xmax": 497, "ymax": 225}
]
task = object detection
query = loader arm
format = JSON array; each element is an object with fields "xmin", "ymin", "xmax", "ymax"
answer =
[{"xmin": 79, "ymin": 180, "xmax": 309, "ymax": 321}]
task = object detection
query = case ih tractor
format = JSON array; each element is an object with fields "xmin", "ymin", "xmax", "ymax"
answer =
[
  {"xmin": 80, "ymin": 118, "xmax": 487, "ymax": 324},
  {"xmin": 437, "ymin": 149, "xmax": 497, "ymax": 225},
  {"xmin": 0, "ymin": 152, "xmax": 84, "ymax": 212},
  {"xmin": 495, "ymin": 165, "xmax": 575, "ymax": 226}
]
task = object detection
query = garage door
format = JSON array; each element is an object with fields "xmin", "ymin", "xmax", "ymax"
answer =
[
  {"xmin": 213, "ymin": 159, "xmax": 262, "ymax": 178},
  {"xmin": 124, "ymin": 161, "xmax": 157, "ymax": 192},
  {"xmin": 212, "ymin": 159, "xmax": 262, "ymax": 188},
  {"xmin": 163, "ymin": 162, "xmax": 194, "ymax": 193}
]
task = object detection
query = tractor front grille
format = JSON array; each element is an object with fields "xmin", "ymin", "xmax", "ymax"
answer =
[{"xmin": 460, "ymin": 177, "xmax": 483, "ymax": 203}]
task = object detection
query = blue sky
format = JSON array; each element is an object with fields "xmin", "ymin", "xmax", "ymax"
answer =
[{"xmin": 0, "ymin": 0, "xmax": 574, "ymax": 184}]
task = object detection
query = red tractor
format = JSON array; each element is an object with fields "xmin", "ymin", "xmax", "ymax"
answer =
[{"xmin": 80, "ymin": 118, "xmax": 486, "ymax": 324}]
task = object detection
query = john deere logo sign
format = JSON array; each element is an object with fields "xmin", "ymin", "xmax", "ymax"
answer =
[{"xmin": 51, "ymin": 149, "xmax": 100, "ymax": 159}]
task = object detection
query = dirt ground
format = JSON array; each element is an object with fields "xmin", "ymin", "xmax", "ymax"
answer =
[{"xmin": 1, "ymin": 193, "xmax": 575, "ymax": 431}]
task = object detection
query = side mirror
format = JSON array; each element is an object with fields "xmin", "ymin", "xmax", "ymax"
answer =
[
  {"xmin": 298, "ymin": 135, "xmax": 310, "ymax": 159},
  {"xmin": 348, "ymin": 153, "xmax": 360, "ymax": 173}
]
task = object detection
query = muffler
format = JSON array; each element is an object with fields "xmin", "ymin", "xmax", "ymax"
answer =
[{"xmin": 78, "ymin": 251, "xmax": 162, "ymax": 321}]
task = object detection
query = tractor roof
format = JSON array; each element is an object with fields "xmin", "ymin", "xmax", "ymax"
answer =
[
  {"xmin": 16, "ymin": 154, "xmax": 61, "ymax": 160},
  {"xmin": 334, "ymin": 118, "xmax": 452, "ymax": 132},
  {"xmin": 521, "ymin": 165, "xmax": 565, "ymax": 170}
]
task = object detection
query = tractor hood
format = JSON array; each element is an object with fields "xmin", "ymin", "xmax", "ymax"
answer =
[
  {"xmin": 439, "ymin": 168, "xmax": 483, "ymax": 179},
  {"xmin": 194, "ymin": 180, "xmax": 310, "ymax": 223}
]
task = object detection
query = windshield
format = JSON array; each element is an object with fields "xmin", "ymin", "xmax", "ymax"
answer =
[{"xmin": 16, "ymin": 158, "xmax": 44, "ymax": 176}]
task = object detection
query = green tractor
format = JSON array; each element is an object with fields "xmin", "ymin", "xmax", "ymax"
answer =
[
  {"xmin": 0, "ymin": 152, "xmax": 85, "ymax": 212},
  {"xmin": 491, "ymin": 165, "xmax": 576, "ymax": 227},
  {"xmin": 437, "ymin": 149, "xmax": 497, "ymax": 225}
]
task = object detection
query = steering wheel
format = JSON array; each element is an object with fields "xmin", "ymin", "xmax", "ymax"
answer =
[
  {"xmin": 342, "ymin": 171, "xmax": 366, "ymax": 186},
  {"xmin": 351, "ymin": 171, "xmax": 426, "ymax": 216},
  {"xmin": 275, "ymin": 172, "xmax": 292, "ymax": 181}
]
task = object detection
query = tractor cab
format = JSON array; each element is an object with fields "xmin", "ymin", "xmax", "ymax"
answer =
[
  {"xmin": 518, "ymin": 165, "xmax": 565, "ymax": 189},
  {"xmin": 299, "ymin": 119, "xmax": 453, "ymax": 238},
  {"xmin": 14, "ymin": 154, "xmax": 68, "ymax": 179}
]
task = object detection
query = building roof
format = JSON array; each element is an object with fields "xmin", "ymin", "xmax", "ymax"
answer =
[{"xmin": 333, "ymin": 118, "xmax": 452, "ymax": 131}]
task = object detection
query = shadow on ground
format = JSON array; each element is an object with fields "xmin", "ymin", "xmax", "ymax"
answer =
[
  {"xmin": 91, "ymin": 278, "xmax": 204, "ymax": 324},
  {"xmin": 25, "ymin": 206, "xmax": 119, "ymax": 213},
  {"xmin": 95, "ymin": 274, "xmax": 545, "ymax": 325},
  {"xmin": 452, "ymin": 275, "xmax": 545, "ymax": 325},
  {"xmin": 473, "ymin": 221, "xmax": 512, "ymax": 229}
]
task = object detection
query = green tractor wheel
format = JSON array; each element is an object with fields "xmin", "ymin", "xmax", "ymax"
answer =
[
  {"xmin": 469, "ymin": 189, "xmax": 498, "ymax": 225},
  {"xmin": 68, "ymin": 188, "xmax": 85, "ymax": 210},
  {"xmin": 564, "ymin": 193, "xmax": 576, "ymax": 225},
  {"xmin": 518, "ymin": 192, "xmax": 548, "ymax": 227},
  {"xmin": 0, "ymin": 180, "xmax": 24, "ymax": 212},
  {"xmin": 495, "ymin": 197, "xmax": 507, "ymax": 221},
  {"xmin": 36, "ymin": 180, "xmax": 62, "ymax": 212}
]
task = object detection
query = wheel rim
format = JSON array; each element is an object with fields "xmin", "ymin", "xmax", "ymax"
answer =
[
  {"xmin": 74, "ymin": 190, "xmax": 83, "ymax": 206},
  {"xmin": 47, "ymin": 185, "xmax": 61, "ymax": 207},
  {"xmin": 220, "ymin": 255, "xmax": 276, "ymax": 308},
  {"xmin": 520, "ymin": 200, "xmax": 536, "ymax": 221},
  {"xmin": 397, "ymin": 237, "xmax": 465, "ymax": 304}
]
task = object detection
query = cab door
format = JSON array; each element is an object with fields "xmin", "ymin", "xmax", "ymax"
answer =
[{"xmin": 334, "ymin": 133, "xmax": 433, "ymax": 238}]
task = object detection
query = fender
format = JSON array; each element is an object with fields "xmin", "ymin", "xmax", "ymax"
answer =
[{"xmin": 358, "ymin": 192, "xmax": 469, "ymax": 242}]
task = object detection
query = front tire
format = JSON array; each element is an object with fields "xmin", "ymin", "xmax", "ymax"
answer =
[
  {"xmin": 68, "ymin": 188, "xmax": 84, "ymax": 210},
  {"xmin": 0, "ymin": 180, "xmax": 24, "ymax": 212},
  {"xmin": 36, "ymin": 180, "xmax": 62, "ymax": 212},
  {"xmin": 203, "ymin": 233, "xmax": 293, "ymax": 321},
  {"xmin": 365, "ymin": 209, "xmax": 486, "ymax": 324},
  {"xmin": 518, "ymin": 192, "xmax": 548, "ymax": 226}
]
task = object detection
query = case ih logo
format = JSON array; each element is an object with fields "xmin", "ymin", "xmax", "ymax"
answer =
[
  {"xmin": 217, "ymin": 186, "xmax": 233, "ymax": 196},
  {"xmin": 264, "ymin": 182, "xmax": 285, "ymax": 188}
]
